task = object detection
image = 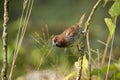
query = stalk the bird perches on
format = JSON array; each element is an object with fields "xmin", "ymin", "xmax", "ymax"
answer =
[{"xmin": 52, "ymin": 13, "xmax": 86, "ymax": 48}]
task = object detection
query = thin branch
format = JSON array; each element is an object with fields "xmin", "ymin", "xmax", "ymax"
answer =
[
  {"xmin": 84, "ymin": 0, "xmax": 101, "ymax": 80},
  {"xmin": 86, "ymin": 30, "xmax": 91, "ymax": 80},
  {"xmin": 84, "ymin": 0, "xmax": 101, "ymax": 32},
  {"xmin": 101, "ymin": 34, "xmax": 111, "ymax": 65},
  {"xmin": 1, "ymin": 0, "xmax": 9, "ymax": 80},
  {"xmin": 76, "ymin": 44, "xmax": 85, "ymax": 80},
  {"xmin": 97, "ymin": 40, "xmax": 109, "ymax": 47},
  {"xmin": 105, "ymin": 33, "xmax": 114, "ymax": 80},
  {"xmin": 76, "ymin": 0, "xmax": 101, "ymax": 80}
]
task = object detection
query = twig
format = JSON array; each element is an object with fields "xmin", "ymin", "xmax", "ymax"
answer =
[
  {"xmin": 105, "ymin": 33, "xmax": 114, "ymax": 80},
  {"xmin": 76, "ymin": 0, "xmax": 101, "ymax": 80},
  {"xmin": 84, "ymin": 0, "xmax": 101, "ymax": 80},
  {"xmin": 105, "ymin": 17, "xmax": 117, "ymax": 80},
  {"xmin": 84, "ymin": 0, "xmax": 101, "ymax": 32},
  {"xmin": 76, "ymin": 44, "xmax": 85, "ymax": 80},
  {"xmin": 101, "ymin": 34, "xmax": 111, "ymax": 65},
  {"xmin": 1, "ymin": 0, "xmax": 9, "ymax": 80},
  {"xmin": 86, "ymin": 30, "xmax": 91, "ymax": 80}
]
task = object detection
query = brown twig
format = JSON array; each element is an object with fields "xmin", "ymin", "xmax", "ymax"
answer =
[
  {"xmin": 76, "ymin": 43, "xmax": 85, "ymax": 80},
  {"xmin": 76, "ymin": 56, "xmax": 83, "ymax": 80},
  {"xmin": 1, "ymin": 0, "xmax": 9, "ymax": 80},
  {"xmin": 84, "ymin": 0, "xmax": 101, "ymax": 32}
]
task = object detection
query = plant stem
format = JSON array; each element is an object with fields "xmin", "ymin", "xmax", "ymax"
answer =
[
  {"xmin": 1, "ymin": 0, "xmax": 9, "ymax": 80},
  {"xmin": 76, "ymin": 44, "xmax": 85, "ymax": 80},
  {"xmin": 101, "ymin": 34, "xmax": 111, "ymax": 65},
  {"xmin": 86, "ymin": 30, "xmax": 91, "ymax": 80},
  {"xmin": 84, "ymin": 0, "xmax": 101, "ymax": 32},
  {"xmin": 76, "ymin": 0, "xmax": 101, "ymax": 80},
  {"xmin": 105, "ymin": 17, "xmax": 117, "ymax": 80}
]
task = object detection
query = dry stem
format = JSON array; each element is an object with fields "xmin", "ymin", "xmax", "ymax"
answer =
[
  {"xmin": 1, "ymin": 0, "xmax": 9, "ymax": 80},
  {"xmin": 76, "ymin": 0, "xmax": 101, "ymax": 80}
]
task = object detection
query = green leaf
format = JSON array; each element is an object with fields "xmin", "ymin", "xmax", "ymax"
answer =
[
  {"xmin": 109, "ymin": 0, "xmax": 120, "ymax": 17},
  {"xmin": 82, "ymin": 54, "xmax": 88, "ymax": 73},
  {"xmin": 101, "ymin": 63, "xmax": 117, "ymax": 74},
  {"xmin": 64, "ymin": 71, "xmax": 77, "ymax": 80},
  {"xmin": 104, "ymin": 18, "xmax": 116, "ymax": 37}
]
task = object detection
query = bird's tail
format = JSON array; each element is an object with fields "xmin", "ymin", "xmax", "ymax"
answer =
[{"xmin": 78, "ymin": 13, "xmax": 86, "ymax": 27}]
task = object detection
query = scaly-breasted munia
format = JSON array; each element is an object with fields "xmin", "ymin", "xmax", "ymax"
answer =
[
  {"xmin": 52, "ymin": 24, "xmax": 82, "ymax": 48},
  {"xmin": 52, "ymin": 14, "xmax": 85, "ymax": 48}
]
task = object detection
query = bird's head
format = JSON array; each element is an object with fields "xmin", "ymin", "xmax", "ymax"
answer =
[{"xmin": 52, "ymin": 35, "xmax": 66, "ymax": 48}]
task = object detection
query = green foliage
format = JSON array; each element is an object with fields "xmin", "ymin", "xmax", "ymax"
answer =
[
  {"xmin": 104, "ymin": 18, "xmax": 116, "ymax": 37},
  {"xmin": 64, "ymin": 71, "xmax": 77, "ymax": 80},
  {"xmin": 92, "ymin": 59, "xmax": 120, "ymax": 80},
  {"xmin": 82, "ymin": 54, "xmax": 88, "ymax": 73},
  {"xmin": 105, "ymin": 0, "xmax": 119, "ymax": 37},
  {"xmin": 103, "ymin": 0, "xmax": 120, "ymax": 79},
  {"xmin": 109, "ymin": 0, "xmax": 120, "ymax": 18}
]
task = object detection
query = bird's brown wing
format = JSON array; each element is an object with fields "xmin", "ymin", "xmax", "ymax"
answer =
[{"xmin": 62, "ymin": 24, "xmax": 79, "ymax": 37}]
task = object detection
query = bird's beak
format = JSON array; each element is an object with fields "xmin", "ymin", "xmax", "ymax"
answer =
[{"xmin": 52, "ymin": 42, "xmax": 56, "ymax": 47}]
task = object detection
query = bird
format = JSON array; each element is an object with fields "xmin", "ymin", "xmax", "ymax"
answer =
[
  {"xmin": 52, "ymin": 14, "xmax": 85, "ymax": 48},
  {"xmin": 52, "ymin": 24, "xmax": 82, "ymax": 48}
]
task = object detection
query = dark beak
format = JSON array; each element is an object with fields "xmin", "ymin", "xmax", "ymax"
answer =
[{"xmin": 52, "ymin": 42, "xmax": 56, "ymax": 47}]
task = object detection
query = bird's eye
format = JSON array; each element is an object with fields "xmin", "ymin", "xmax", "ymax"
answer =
[{"xmin": 54, "ymin": 37, "xmax": 57, "ymax": 42}]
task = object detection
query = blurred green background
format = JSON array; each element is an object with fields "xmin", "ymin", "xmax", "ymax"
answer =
[{"xmin": 0, "ymin": 0, "xmax": 120, "ymax": 79}]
